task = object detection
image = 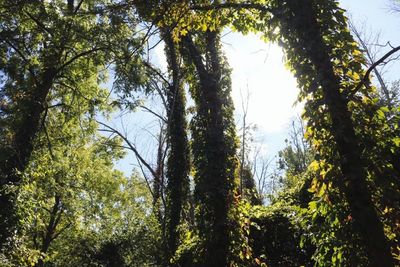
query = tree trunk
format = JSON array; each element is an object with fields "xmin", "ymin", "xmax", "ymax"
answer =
[
  {"xmin": 34, "ymin": 195, "xmax": 62, "ymax": 267},
  {"xmin": 0, "ymin": 67, "xmax": 57, "ymax": 248},
  {"xmin": 162, "ymin": 29, "xmax": 190, "ymax": 264},
  {"xmin": 280, "ymin": 1, "xmax": 394, "ymax": 265},
  {"xmin": 182, "ymin": 31, "xmax": 237, "ymax": 267}
]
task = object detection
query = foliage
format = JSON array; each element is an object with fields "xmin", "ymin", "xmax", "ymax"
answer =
[
  {"xmin": 54, "ymin": 175, "xmax": 161, "ymax": 267},
  {"xmin": 0, "ymin": 101, "xmax": 160, "ymax": 266},
  {"xmin": 183, "ymin": 29, "xmax": 239, "ymax": 266},
  {"xmin": 254, "ymin": 0, "xmax": 398, "ymax": 265},
  {"xmin": 1, "ymin": 0, "xmax": 399, "ymax": 266},
  {"xmin": 0, "ymin": 0, "xmax": 145, "ymax": 247},
  {"xmin": 249, "ymin": 203, "xmax": 314, "ymax": 267}
]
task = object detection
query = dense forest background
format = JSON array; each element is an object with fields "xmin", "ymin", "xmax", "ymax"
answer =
[{"xmin": 1, "ymin": 0, "xmax": 400, "ymax": 266}]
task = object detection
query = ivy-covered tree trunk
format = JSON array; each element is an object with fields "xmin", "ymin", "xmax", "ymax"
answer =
[
  {"xmin": 182, "ymin": 30, "xmax": 238, "ymax": 267},
  {"xmin": 277, "ymin": 0, "xmax": 394, "ymax": 266},
  {"xmin": 162, "ymin": 29, "xmax": 190, "ymax": 264}
]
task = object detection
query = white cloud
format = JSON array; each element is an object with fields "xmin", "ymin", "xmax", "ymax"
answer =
[{"xmin": 152, "ymin": 40, "xmax": 167, "ymax": 73}]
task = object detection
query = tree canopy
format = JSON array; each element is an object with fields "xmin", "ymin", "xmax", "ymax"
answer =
[{"xmin": 1, "ymin": 0, "xmax": 399, "ymax": 266}]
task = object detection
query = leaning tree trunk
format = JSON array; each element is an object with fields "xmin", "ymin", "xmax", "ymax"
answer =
[
  {"xmin": 182, "ymin": 30, "xmax": 238, "ymax": 267},
  {"xmin": 162, "ymin": 29, "xmax": 190, "ymax": 264},
  {"xmin": 0, "ymin": 66, "xmax": 57, "ymax": 248},
  {"xmin": 275, "ymin": 0, "xmax": 394, "ymax": 266}
]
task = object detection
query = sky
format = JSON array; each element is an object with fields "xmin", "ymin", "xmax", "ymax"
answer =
[
  {"xmin": 218, "ymin": 0, "xmax": 400, "ymax": 158},
  {"xmin": 113, "ymin": 0, "xmax": 400, "ymax": 177}
]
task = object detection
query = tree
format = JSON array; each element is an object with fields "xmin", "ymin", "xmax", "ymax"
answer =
[
  {"xmin": 277, "ymin": 118, "xmax": 313, "ymax": 189},
  {"xmin": 2, "ymin": 0, "xmax": 399, "ymax": 266},
  {"xmin": 162, "ymin": 29, "xmax": 190, "ymax": 264},
  {"xmin": 0, "ymin": 0, "xmax": 143, "ymax": 247},
  {"xmin": 191, "ymin": 0, "xmax": 399, "ymax": 264},
  {"xmin": 0, "ymin": 100, "xmax": 162, "ymax": 267},
  {"xmin": 181, "ymin": 29, "xmax": 238, "ymax": 266},
  {"xmin": 1, "ymin": 106, "xmax": 123, "ymax": 265},
  {"xmin": 132, "ymin": 2, "xmax": 241, "ymax": 264},
  {"xmin": 266, "ymin": 1, "xmax": 396, "ymax": 265},
  {"xmin": 236, "ymin": 88, "xmax": 263, "ymax": 205}
]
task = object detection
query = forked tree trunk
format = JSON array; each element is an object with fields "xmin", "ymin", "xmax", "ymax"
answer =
[{"xmin": 182, "ymin": 30, "xmax": 237, "ymax": 267}]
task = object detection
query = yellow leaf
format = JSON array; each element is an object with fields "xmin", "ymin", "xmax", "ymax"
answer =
[
  {"xmin": 352, "ymin": 49, "xmax": 362, "ymax": 56},
  {"xmin": 309, "ymin": 160, "xmax": 319, "ymax": 172},
  {"xmin": 181, "ymin": 28, "xmax": 188, "ymax": 36}
]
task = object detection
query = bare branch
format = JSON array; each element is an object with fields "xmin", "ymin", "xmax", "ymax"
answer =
[
  {"xmin": 135, "ymin": 155, "xmax": 156, "ymax": 200},
  {"xmin": 143, "ymin": 61, "xmax": 170, "ymax": 85},
  {"xmin": 140, "ymin": 105, "xmax": 167, "ymax": 123},
  {"xmin": 96, "ymin": 120, "xmax": 158, "ymax": 179},
  {"xmin": 150, "ymin": 79, "xmax": 168, "ymax": 110},
  {"xmin": 354, "ymin": 45, "xmax": 400, "ymax": 93},
  {"xmin": 73, "ymin": 0, "xmax": 84, "ymax": 14},
  {"xmin": 349, "ymin": 20, "xmax": 390, "ymax": 101}
]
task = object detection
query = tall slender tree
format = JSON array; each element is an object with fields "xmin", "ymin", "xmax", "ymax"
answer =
[
  {"xmin": 182, "ymin": 29, "xmax": 238, "ymax": 266},
  {"xmin": 162, "ymin": 28, "xmax": 190, "ymax": 264},
  {"xmin": 267, "ymin": 0, "xmax": 395, "ymax": 265}
]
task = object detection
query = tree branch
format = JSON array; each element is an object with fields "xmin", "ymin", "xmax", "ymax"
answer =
[
  {"xmin": 190, "ymin": 2, "xmax": 271, "ymax": 13},
  {"xmin": 4, "ymin": 39, "xmax": 38, "ymax": 83},
  {"xmin": 96, "ymin": 121, "xmax": 158, "ymax": 179},
  {"xmin": 24, "ymin": 11, "xmax": 53, "ymax": 36},
  {"xmin": 140, "ymin": 105, "xmax": 167, "ymax": 123},
  {"xmin": 143, "ymin": 61, "xmax": 170, "ymax": 85},
  {"xmin": 354, "ymin": 45, "xmax": 400, "ymax": 93},
  {"xmin": 56, "ymin": 47, "xmax": 103, "ymax": 73}
]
